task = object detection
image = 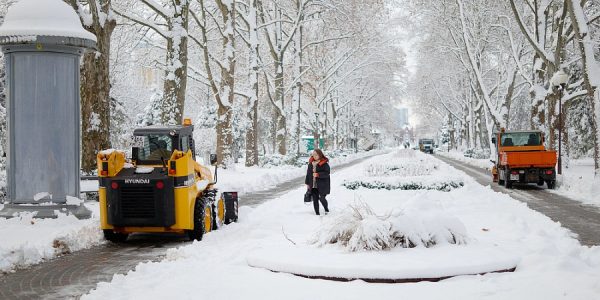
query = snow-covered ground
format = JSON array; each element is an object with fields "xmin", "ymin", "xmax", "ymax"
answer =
[
  {"xmin": 0, "ymin": 150, "xmax": 381, "ymax": 273},
  {"xmin": 437, "ymin": 150, "xmax": 598, "ymax": 207},
  {"xmin": 0, "ymin": 203, "xmax": 103, "ymax": 273},
  {"xmin": 436, "ymin": 150, "xmax": 493, "ymax": 170},
  {"xmin": 552, "ymin": 158, "xmax": 597, "ymax": 206},
  {"xmin": 83, "ymin": 150, "xmax": 600, "ymax": 300}
]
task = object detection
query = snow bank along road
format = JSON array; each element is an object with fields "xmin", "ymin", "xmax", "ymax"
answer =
[
  {"xmin": 0, "ymin": 153, "xmax": 382, "ymax": 300},
  {"xmin": 435, "ymin": 154, "xmax": 600, "ymax": 246}
]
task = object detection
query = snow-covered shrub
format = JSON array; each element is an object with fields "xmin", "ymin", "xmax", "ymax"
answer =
[
  {"xmin": 259, "ymin": 153, "xmax": 307, "ymax": 168},
  {"xmin": 343, "ymin": 179, "xmax": 464, "ymax": 191},
  {"xmin": 311, "ymin": 201, "xmax": 468, "ymax": 251}
]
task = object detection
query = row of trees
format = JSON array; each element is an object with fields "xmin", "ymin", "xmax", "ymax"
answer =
[
  {"xmin": 406, "ymin": 0, "xmax": 600, "ymax": 188},
  {"xmin": 58, "ymin": 0, "xmax": 404, "ymax": 171}
]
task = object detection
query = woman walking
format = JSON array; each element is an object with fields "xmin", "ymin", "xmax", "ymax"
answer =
[{"xmin": 305, "ymin": 149, "xmax": 330, "ymax": 215}]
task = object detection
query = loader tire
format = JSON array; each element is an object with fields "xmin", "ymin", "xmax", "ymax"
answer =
[
  {"xmin": 546, "ymin": 180, "xmax": 555, "ymax": 189},
  {"xmin": 188, "ymin": 199, "xmax": 208, "ymax": 241},
  {"xmin": 103, "ymin": 230, "xmax": 128, "ymax": 243}
]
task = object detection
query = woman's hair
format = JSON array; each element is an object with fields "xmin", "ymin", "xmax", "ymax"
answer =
[{"xmin": 313, "ymin": 149, "xmax": 327, "ymax": 160}]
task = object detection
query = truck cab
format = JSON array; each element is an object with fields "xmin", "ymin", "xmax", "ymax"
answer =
[
  {"xmin": 419, "ymin": 139, "xmax": 434, "ymax": 154},
  {"xmin": 491, "ymin": 129, "xmax": 557, "ymax": 189}
]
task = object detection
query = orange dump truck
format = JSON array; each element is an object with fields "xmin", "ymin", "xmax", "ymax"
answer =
[{"xmin": 491, "ymin": 129, "xmax": 557, "ymax": 189}]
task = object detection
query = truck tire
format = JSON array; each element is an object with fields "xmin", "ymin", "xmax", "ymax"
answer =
[
  {"xmin": 103, "ymin": 230, "xmax": 128, "ymax": 243},
  {"xmin": 498, "ymin": 169, "xmax": 505, "ymax": 185},
  {"xmin": 546, "ymin": 180, "xmax": 556, "ymax": 189},
  {"xmin": 504, "ymin": 169, "xmax": 512, "ymax": 189}
]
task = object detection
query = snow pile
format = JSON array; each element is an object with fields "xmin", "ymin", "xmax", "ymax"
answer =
[
  {"xmin": 436, "ymin": 150, "xmax": 493, "ymax": 170},
  {"xmin": 344, "ymin": 150, "xmax": 464, "ymax": 191},
  {"xmin": 0, "ymin": 203, "xmax": 102, "ymax": 273},
  {"xmin": 0, "ymin": 0, "xmax": 96, "ymax": 42},
  {"xmin": 552, "ymin": 158, "xmax": 597, "ymax": 206},
  {"xmin": 311, "ymin": 200, "xmax": 467, "ymax": 251}
]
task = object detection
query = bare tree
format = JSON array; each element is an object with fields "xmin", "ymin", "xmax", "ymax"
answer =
[
  {"xmin": 114, "ymin": 0, "xmax": 189, "ymax": 125},
  {"xmin": 66, "ymin": 0, "xmax": 116, "ymax": 173}
]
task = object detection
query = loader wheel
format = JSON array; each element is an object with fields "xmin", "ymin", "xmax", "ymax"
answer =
[
  {"xmin": 103, "ymin": 230, "xmax": 128, "ymax": 243},
  {"xmin": 188, "ymin": 199, "xmax": 208, "ymax": 241},
  {"xmin": 204, "ymin": 205, "xmax": 213, "ymax": 233},
  {"xmin": 216, "ymin": 198, "xmax": 225, "ymax": 228},
  {"xmin": 546, "ymin": 180, "xmax": 556, "ymax": 189}
]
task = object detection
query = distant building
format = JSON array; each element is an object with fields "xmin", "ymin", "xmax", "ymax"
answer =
[{"xmin": 397, "ymin": 108, "xmax": 409, "ymax": 128}]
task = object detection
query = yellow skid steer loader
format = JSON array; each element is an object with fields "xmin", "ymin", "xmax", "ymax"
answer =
[{"xmin": 97, "ymin": 119, "xmax": 238, "ymax": 242}]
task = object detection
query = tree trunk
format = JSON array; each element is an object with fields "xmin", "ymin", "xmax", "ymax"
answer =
[
  {"xmin": 274, "ymin": 59, "xmax": 287, "ymax": 155},
  {"xmin": 161, "ymin": 1, "xmax": 188, "ymax": 125},
  {"xmin": 245, "ymin": 97, "xmax": 259, "ymax": 166},
  {"xmin": 216, "ymin": 105, "xmax": 233, "ymax": 165},
  {"xmin": 245, "ymin": 0, "xmax": 260, "ymax": 166},
  {"xmin": 566, "ymin": 0, "xmax": 600, "ymax": 190},
  {"xmin": 76, "ymin": 0, "xmax": 116, "ymax": 174}
]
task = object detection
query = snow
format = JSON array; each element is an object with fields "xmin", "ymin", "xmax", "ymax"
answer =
[
  {"xmin": 436, "ymin": 150, "xmax": 493, "ymax": 170},
  {"xmin": 135, "ymin": 166, "xmax": 154, "ymax": 174},
  {"xmin": 0, "ymin": 0, "xmax": 97, "ymax": 42},
  {"xmin": 98, "ymin": 149, "xmax": 117, "ymax": 156},
  {"xmin": 33, "ymin": 192, "xmax": 52, "ymax": 201},
  {"xmin": 551, "ymin": 158, "xmax": 598, "ymax": 206},
  {"xmin": 66, "ymin": 195, "xmax": 83, "ymax": 205},
  {"xmin": 247, "ymin": 244, "xmax": 517, "ymax": 280},
  {"xmin": 82, "ymin": 150, "xmax": 600, "ymax": 299},
  {"xmin": 0, "ymin": 203, "xmax": 103, "ymax": 273}
]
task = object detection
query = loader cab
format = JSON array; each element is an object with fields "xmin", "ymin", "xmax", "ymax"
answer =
[{"xmin": 131, "ymin": 124, "xmax": 196, "ymax": 166}]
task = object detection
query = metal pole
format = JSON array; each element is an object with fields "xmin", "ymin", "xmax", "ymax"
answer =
[
  {"xmin": 558, "ymin": 85, "xmax": 563, "ymax": 175},
  {"xmin": 315, "ymin": 113, "xmax": 319, "ymax": 150}
]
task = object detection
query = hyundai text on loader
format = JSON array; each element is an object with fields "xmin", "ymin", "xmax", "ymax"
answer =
[{"xmin": 97, "ymin": 119, "xmax": 238, "ymax": 242}]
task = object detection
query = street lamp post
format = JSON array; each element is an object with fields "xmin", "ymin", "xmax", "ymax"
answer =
[
  {"xmin": 551, "ymin": 70, "xmax": 569, "ymax": 175},
  {"xmin": 314, "ymin": 112, "xmax": 319, "ymax": 150}
]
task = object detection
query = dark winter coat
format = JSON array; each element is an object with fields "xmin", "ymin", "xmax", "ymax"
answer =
[{"xmin": 305, "ymin": 157, "xmax": 331, "ymax": 195}]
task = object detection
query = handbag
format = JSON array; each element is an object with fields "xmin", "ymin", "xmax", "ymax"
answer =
[{"xmin": 304, "ymin": 190, "xmax": 312, "ymax": 203}]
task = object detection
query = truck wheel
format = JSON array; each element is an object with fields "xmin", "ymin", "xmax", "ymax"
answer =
[
  {"xmin": 188, "ymin": 199, "xmax": 207, "ymax": 241},
  {"xmin": 504, "ymin": 170, "xmax": 512, "ymax": 189},
  {"xmin": 546, "ymin": 180, "xmax": 556, "ymax": 189},
  {"xmin": 498, "ymin": 169, "xmax": 505, "ymax": 185},
  {"xmin": 537, "ymin": 180, "xmax": 544, "ymax": 186},
  {"xmin": 103, "ymin": 230, "xmax": 128, "ymax": 243}
]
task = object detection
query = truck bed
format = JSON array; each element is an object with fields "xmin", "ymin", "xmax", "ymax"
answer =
[{"xmin": 500, "ymin": 150, "xmax": 557, "ymax": 168}]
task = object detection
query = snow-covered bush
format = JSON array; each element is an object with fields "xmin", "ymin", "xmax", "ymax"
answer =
[
  {"xmin": 311, "ymin": 201, "xmax": 468, "ymax": 251},
  {"xmin": 259, "ymin": 154, "xmax": 306, "ymax": 168},
  {"xmin": 343, "ymin": 179, "xmax": 463, "ymax": 191}
]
